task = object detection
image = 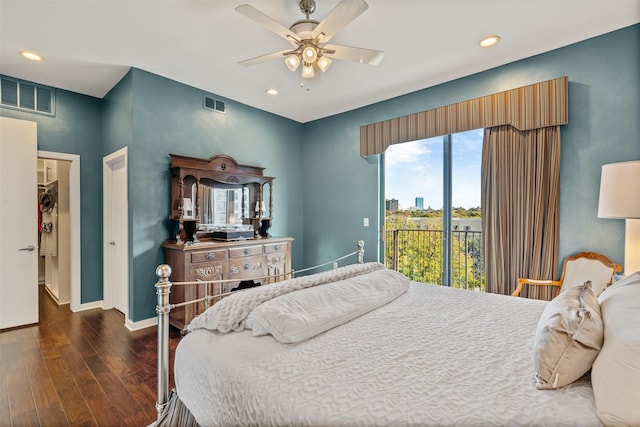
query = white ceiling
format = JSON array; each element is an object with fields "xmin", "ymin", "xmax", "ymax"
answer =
[{"xmin": 1, "ymin": 0, "xmax": 638, "ymax": 123}]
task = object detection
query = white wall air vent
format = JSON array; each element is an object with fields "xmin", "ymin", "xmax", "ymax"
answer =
[
  {"xmin": 203, "ymin": 95, "xmax": 226, "ymax": 114},
  {"xmin": 19, "ymin": 83, "xmax": 36, "ymax": 110},
  {"xmin": 1, "ymin": 79, "xmax": 18, "ymax": 106},
  {"xmin": 37, "ymin": 87, "xmax": 52, "ymax": 112},
  {"xmin": 0, "ymin": 76, "xmax": 55, "ymax": 115}
]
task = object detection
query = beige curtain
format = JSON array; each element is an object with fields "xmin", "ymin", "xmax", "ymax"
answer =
[
  {"xmin": 360, "ymin": 77, "xmax": 568, "ymax": 157},
  {"xmin": 481, "ymin": 125, "xmax": 560, "ymax": 298}
]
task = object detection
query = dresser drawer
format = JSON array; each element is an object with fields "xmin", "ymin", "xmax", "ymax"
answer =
[
  {"xmin": 264, "ymin": 242, "xmax": 288, "ymax": 254},
  {"xmin": 228, "ymin": 256, "xmax": 266, "ymax": 280},
  {"xmin": 191, "ymin": 249, "xmax": 227, "ymax": 263},
  {"xmin": 189, "ymin": 261, "xmax": 226, "ymax": 282},
  {"xmin": 229, "ymin": 245, "xmax": 263, "ymax": 258},
  {"xmin": 186, "ymin": 260, "xmax": 226, "ymax": 322}
]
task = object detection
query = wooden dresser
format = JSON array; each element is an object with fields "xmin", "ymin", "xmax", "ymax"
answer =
[
  {"xmin": 162, "ymin": 152, "xmax": 293, "ymax": 330},
  {"xmin": 163, "ymin": 237, "xmax": 292, "ymax": 330}
]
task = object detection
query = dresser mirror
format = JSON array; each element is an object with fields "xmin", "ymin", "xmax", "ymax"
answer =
[
  {"xmin": 196, "ymin": 183, "xmax": 249, "ymax": 228},
  {"xmin": 168, "ymin": 153, "xmax": 274, "ymax": 243}
]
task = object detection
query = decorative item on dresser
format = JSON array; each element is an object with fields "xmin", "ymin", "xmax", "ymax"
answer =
[{"xmin": 162, "ymin": 153, "xmax": 293, "ymax": 330}]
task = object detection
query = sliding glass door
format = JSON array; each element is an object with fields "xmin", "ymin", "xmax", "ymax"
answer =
[{"xmin": 384, "ymin": 129, "xmax": 483, "ymax": 289}]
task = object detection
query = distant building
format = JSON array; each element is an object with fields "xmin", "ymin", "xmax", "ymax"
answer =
[
  {"xmin": 386, "ymin": 198, "xmax": 399, "ymax": 213},
  {"xmin": 415, "ymin": 197, "xmax": 424, "ymax": 210}
]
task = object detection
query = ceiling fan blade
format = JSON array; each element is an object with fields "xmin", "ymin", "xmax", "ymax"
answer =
[
  {"xmin": 323, "ymin": 44, "xmax": 384, "ymax": 66},
  {"xmin": 235, "ymin": 4, "xmax": 301, "ymax": 43},
  {"xmin": 312, "ymin": 0, "xmax": 369, "ymax": 44},
  {"xmin": 238, "ymin": 49, "xmax": 296, "ymax": 67}
]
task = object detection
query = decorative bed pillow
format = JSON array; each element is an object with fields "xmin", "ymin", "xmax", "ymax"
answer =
[
  {"xmin": 592, "ymin": 271, "xmax": 640, "ymax": 426},
  {"xmin": 246, "ymin": 268, "xmax": 409, "ymax": 343},
  {"xmin": 533, "ymin": 280, "xmax": 603, "ymax": 390}
]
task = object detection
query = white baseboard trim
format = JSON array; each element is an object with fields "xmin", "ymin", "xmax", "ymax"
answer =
[
  {"xmin": 67, "ymin": 300, "xmax": 156, "ymax": 332},
  {"xmin": 69, "ymin": 300, "xmax": 104, "ymax": 312},
  {"xmin": 125, "ymin": 317, "xmax": 156, "ymax": 332}
]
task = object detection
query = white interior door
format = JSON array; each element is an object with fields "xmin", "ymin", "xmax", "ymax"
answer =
[
  {"xmin": 103, "ymin": 148, "xmax": 128, "ymax": 318},
  {"xmin": 0, "ymin": 117, "xmax": 38, "ymax": 329}
]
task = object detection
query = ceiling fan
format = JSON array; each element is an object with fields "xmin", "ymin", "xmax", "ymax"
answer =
[{"xmin": 235, "ymin": 0, "xmax": 384, "ymax": 79}]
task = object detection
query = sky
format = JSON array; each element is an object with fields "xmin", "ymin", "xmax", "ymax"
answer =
[{"xmin": 385, "ymin": 129, "xmax": 483, "ymax": 210}]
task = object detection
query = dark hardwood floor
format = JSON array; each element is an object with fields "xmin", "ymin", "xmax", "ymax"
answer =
[{"xmin": 0, "ymin": 285, "xmax": 182, "ymax": 427}]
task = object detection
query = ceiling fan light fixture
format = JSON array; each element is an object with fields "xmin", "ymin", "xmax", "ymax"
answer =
[
  {"xmin": 317, "ymin": 55, "xmax": 332, "ymax": 72},
  {"xmin": 236, "ymin": 0, "xmax": 384, "ymax": 81},
  {"xmin": 302, "ymin": 45, "xmax": 318, "ymax": 63},
  {"xmin": 301, "ymin": 62, "xmax": 315, "ymax": 78},
  {"xmin": 285, "ymin": 54, "xmax": 301, "ymax": 72}
]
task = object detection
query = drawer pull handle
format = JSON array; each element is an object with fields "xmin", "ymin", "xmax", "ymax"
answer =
[
  {"xmin": 230, "ymin": 267, "xmax": 239, "ymax": 275},
  {"xmin": 244, "ymin": 248, "xmax": 250, "ymax": 255},
  {"xmin": 206, "ymin": 252, "xmax": 214, "ymax": 260},
  {"xmin": 244, "ymin": 263, "xmax": 250, "ymax": 270},
  {"xmin": 274, "ymin": 245, "xmax": 280, "ymax": 251}
]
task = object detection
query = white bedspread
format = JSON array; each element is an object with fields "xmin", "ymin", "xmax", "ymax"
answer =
[
  {"xmin": 186, "ymin": 262, "xmax": 386, "ymax": 334},
  {"xmin": 175, "ymin": 283, "xmax": 602, "ymax": 426}
]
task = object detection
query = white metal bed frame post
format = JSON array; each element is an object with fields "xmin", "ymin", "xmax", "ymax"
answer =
[
  {"xmin": 153, "ymin": 240, "xmax": 365, "ymax": 422},
  {"xmin": 155, "ymin": 264, "xmax": 173, "ymax": 420}
]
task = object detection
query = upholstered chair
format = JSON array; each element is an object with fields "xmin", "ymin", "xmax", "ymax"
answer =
[{"xmin": 513, "ymin": 252, "xmax": 622, "ymax": 299}]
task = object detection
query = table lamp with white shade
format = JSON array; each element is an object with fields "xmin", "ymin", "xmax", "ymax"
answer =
[{"xmin": 598, "ymin": 160, "xmax": 640, "ymax": 275}]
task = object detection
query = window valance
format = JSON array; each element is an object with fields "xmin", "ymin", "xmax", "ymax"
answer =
[{"xmin": 360, "ymin": 76, "xmax": 568, "ymax": 157}]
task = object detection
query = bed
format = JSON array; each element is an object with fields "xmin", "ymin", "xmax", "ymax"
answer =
[{"xmin": 154, "ymin": 242, "xmax": 640, "ymax": 427}]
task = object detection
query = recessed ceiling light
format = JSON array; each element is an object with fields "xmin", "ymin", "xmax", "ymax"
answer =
[
  {"xmin": 19, "ymin": 50, "xmax": 43, "ymax": 61},
  {"xmin": 265, "ymin": 88, "xmax": 278, "ymax": 96},
  {"xmin": 479, "ymin": 35, "xmax": 500, "ymax": 48}
]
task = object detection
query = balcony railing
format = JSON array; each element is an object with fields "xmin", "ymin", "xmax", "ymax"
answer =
[{"xmin": 385, "ymin": 229, "xmax": 485, "ymax": 291}]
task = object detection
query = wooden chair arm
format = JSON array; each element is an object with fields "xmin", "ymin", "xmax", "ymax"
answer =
[{"xmin": 512, "ymin": 278, "xmax": 562, "ymax": 297}]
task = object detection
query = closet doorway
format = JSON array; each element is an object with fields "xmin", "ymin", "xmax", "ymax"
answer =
[
  {"xmin": 38, "ymin": 157, "xmax": 71, "ymax": 303},
  {"xmin": 38, "ymin": 151, "xmax": 81, "ymax": 311}
]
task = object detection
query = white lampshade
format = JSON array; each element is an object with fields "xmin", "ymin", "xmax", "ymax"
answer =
[
  {"xmin": 598, "ymin": 160, "xmax": 640, "ymax": 275},
  {"xmin": 301, "ymin": 62, "xmax": 315, "ymax": 78},
  {"xmin": 285, "ymin": 55, "xmax": 300, "ymax": 72},
  {"xmin": 598, "ymin": 160, "xmax": 640, "ymax": 219},
  {"xmin": 317, "ymin": 55, "xmax": 332, "ymax": 72}
]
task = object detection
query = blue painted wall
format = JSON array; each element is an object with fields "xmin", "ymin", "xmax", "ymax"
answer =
[
  {"xmin": 3, "ymin": 24, "xmax": 637, "ymax": 322},
  {"xmin": 0, "ymin": 82, "xmax": 104, "ymax": 302},
  {"xmin": 102, "ymin": 70, "xmax": 134, "ymax": 157},
  {"xmin": 301, "ymin": 24, "xmax": 640, "ymax": 276},
  {"xmin": 125, "ymin": 69, "xmax": 304, "ymax": 321}
]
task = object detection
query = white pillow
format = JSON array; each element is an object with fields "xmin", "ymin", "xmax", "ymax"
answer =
[
  {"xmin": 533, "ymin": 280, "xmax": 603, "ymax": 389},
  {"xmin": 246, "ymin": 268, "xmax": 409, "ymax": 343},
  {"xmin": 592, "ymin": 271, "xmax": 640, "ymax": 426}
]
